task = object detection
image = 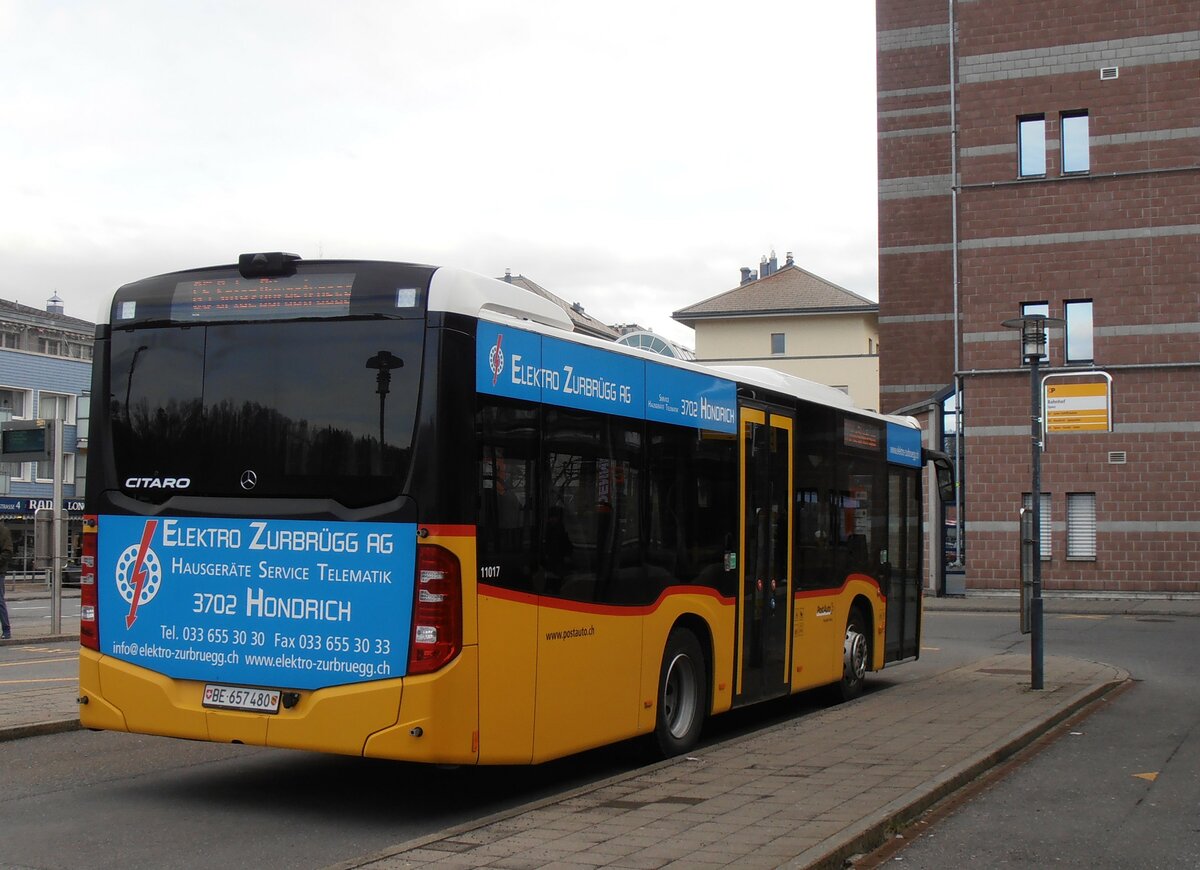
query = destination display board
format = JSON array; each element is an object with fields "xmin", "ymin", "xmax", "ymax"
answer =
[{"xmin": 166, "ymin": 274, "xmax": 357, "ymax": 322}]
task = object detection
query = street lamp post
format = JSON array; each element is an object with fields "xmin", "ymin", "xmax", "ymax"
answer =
[{"xmin": 1002, "ymin": 313, "xmax": 1065, "ymax": 690}]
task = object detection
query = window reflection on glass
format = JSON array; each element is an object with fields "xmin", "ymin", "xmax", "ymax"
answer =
[
  {"xmin": 770, "ymin": 333, "xmax": 785, "ymax": 355},
  {"xmin": 1061, "ymin": 112, "xmax": 1090, "ymax": 173},
  {"xmin": 1065, "ymin": 299, "xmax": 1094, "ymax": 364},
  {"xmin": 1018, "ymin": 115, "xmax": 1046, "ymax": 176}
]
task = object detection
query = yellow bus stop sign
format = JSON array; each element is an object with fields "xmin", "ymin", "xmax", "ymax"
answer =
[{"xmin": 1045, "ymin": 381, "xmax": 1111, "ymax": 432}]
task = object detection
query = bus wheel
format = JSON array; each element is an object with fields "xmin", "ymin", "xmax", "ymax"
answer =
[
  {"xmin": 654, "ymin": 628, "xmax": 706, "ymax": 757},
  {"xmin": 838, "ymin": 609, "xmax": 869, "ymax": 702}
]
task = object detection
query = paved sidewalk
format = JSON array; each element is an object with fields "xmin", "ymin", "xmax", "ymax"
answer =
[
  {"xmin": 331, "ymin": 654, "xmax": 1127, "ymax": 870},
  {"xmin": 924, "ymin": 590, "xmax": 1200, "ymax": 618}
]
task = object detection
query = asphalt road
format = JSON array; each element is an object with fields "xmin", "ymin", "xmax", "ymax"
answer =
[
  {"xmin": 869, "ymin": 610, "xmax": 1200, "ymax": 868},
  {"xmin": 4, "ymin": 590, "xmax": 81, "ymax": 636},
  {"xmin": 1, "ymin": 608, "xmax": 1195, "ymax": 869}
]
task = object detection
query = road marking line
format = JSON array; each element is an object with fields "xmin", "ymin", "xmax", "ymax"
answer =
[
  {"xmin": 0, "ymin": 677, "xmax": 77, "ymax": 685},
  {"xmin": 0, "ymin": 657, "xmax": 76, "ymax": 667}
]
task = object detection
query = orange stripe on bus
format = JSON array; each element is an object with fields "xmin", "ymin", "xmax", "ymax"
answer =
[
  {"xmin": 422, "ymin": 524, "xmax": 476, "ymax": 537},
  {"xmin": 478, "ymin": 583, "xmax": 735, "ymax": 615},
  {"xmin": 792, "ymin": 574, "xmax": 884, "ymax": 599}
]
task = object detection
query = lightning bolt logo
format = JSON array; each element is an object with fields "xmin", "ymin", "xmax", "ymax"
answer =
[
  {"xmin": 489, "ymin": 334, "xmax": 505, "ymax": 386},
  {"xmin": 115, "ymin": 520, "xmax": 162, "ymax": 628}
]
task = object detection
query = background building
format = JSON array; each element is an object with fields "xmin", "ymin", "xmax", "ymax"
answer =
[
  {"xmin": 0, "ymin": 296, "xmax": 92, "ymax": 575},
  {"xmin": 498, "ymin": 271, "xmax": 620, "ymax": 340},
  {"xmin": 877, "ymin": 1, "xmax": 1199, "ymax": 594},
  {"xmin": 673, "ymin": 252, "xmax": 880, "ymax": 411}
]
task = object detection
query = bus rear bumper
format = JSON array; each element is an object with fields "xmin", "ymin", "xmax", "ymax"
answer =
[{"xmin": 78, "ymin": 647, "xmax": 479, "ymax": 762}]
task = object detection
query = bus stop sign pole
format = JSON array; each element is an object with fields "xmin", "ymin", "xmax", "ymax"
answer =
[{"xmin": 1003, "ymin": 313, "xmax": 1063, "ymax": 692}]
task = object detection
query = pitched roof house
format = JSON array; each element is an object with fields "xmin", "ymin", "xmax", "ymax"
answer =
[{"xmin": 673, "ymin": 253, "xmax": 880, "ymax": 411}]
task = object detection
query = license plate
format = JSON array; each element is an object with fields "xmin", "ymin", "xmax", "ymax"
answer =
[{"xmin": 202, "ymin": 684, "xmax": 281, "ymax": 714}]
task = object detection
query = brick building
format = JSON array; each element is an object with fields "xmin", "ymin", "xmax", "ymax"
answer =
[{"xmin": 876, "ymin": 1, "xmax": 1199, "ymax": 594}]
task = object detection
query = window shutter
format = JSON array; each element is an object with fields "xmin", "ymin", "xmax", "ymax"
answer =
[
  {"xmin": 1068, "ymin": 493, "xmax": 1097, "ymax": 560},
  {"xmin": 1023, "ymin": 493, "xmax": 1052, "ymax": 560}
]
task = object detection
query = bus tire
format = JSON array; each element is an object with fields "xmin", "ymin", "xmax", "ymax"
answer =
[
  {"xmin": 654, "ymin": 628, "xmax": 706, "ymax": 757},
  {"xmin": 837, "ymin": 607, "xmax": 870, "ymax": 702}
]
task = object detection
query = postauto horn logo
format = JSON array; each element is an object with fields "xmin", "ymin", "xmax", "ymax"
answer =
[{"xmin": 114, "ymin": 520, "xmax": 162, "ymax": 628}]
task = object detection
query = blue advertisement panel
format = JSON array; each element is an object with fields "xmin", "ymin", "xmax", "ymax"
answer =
[
  {"xmin": 541, "ymin": 334, "xmax": 643, "ymax": 416},
  {"xmin": 645, "ymin": 362, "xmax": 737, "ymax": 433},
  {"xmin": 97, "ymin": 516, "xmax": 415, "ymax": 690},
  {"xmin": 477, "ymin": 322, "xmax": 737, "ymax": 434},
  {"xmin": 887, "ymin": 422, "xmax": 923, "ymax": 468}
]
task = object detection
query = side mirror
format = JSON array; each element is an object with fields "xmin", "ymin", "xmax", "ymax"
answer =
[{"xmin": 924, "ymin": 449, "xmax": 956, "ymax": 503}]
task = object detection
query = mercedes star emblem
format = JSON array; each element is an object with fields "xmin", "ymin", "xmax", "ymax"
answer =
[{"xmin": 240, "ymin": 470, "xmax": 258, "ymax": 491}]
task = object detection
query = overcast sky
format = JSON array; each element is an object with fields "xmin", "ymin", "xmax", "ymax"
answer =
[{"xmin": 0, "ymin": 1, "xmax": 877, "ymax": 346}]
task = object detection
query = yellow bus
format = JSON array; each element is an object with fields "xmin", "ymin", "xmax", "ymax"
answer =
[{"xmin": 79, "ymin": 253, "xmax": 947, "ymax": 763}]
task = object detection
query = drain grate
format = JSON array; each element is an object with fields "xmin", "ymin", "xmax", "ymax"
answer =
[{"xmin": 598, "ymin": 796, "xmax": 706, "ymax": 810}]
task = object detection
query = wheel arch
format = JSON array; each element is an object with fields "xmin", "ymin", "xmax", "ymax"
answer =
[
  {"xmin": 669, "ymin": 613, "xmax": 714, "ymax": 715},
  {"xmin": 848, "ymin": 594, "xmax": 876, "ymax": 671}
]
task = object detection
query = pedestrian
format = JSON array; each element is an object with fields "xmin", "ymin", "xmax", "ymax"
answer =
[{"xmin": 0, "ymin": 520, "xmax": 12, "ymax": 639}]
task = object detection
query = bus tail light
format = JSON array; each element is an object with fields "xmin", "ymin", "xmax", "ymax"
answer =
[
  {"xmin": 408, "ymin": 544, "xmax": 462, "ymax": 675},
  {"xmin": 80, "ymin": 514, "xmax": 99, "ymax": 651}
]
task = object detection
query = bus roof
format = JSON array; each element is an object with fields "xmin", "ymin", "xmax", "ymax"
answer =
[{"xmin": 433, "ymin": 268, "xmax": 919, "ymax": 433}]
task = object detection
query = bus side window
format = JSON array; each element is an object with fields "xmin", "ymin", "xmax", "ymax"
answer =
[
  {"xmin": 647, "ymin": 424, "xmax": 738, "ymax": 601},
  {"xmin": 477, "ymin": 399, "xmax": 539, "ymax": 593}
]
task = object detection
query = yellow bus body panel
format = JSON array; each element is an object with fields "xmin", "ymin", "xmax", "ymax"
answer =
[
  {"xmin": 790, "ymin": 577, "xmax": 888, "ymax": 693},
  {"xmin": 78, "ymin": 653, "xmax": 129, "ymax": 732},
  {"xmin": 477, "ymin": 590, "xmax": 538, "ymax": 764},
  {"xmin": 531, "ymin": 603, "xmax": 642, "ymax": 762},
  {"xmin": 363, "ymin": 647, "xmax": 479, "ymax": 764}
]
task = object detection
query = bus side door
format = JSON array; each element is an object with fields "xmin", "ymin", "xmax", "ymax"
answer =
[{"xmin": 735, "ymin": 406, "xmax": 794, "ymax": 705}]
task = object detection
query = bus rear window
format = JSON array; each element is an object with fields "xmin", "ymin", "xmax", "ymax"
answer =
[{"xmin": 109, "ymin": 319, "xmax": 424, "ymax": 508}]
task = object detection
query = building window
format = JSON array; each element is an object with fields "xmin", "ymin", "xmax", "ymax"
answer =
[
  {"xmin": 1018, "ymin": 114, "xmax": 1046, "ymax": 177},
  {"xmin": 1019, "ymin": 302, "xmax": 1050, "ymax": 364},
  {"xmin": 1067, "ymin": 493, "xmax": 1097, "ymax": 560},
  {"xmin": 1061, "ymin": 111, "xmax": 1090, "ymax": 174},
  {"xmin": 38, "ymin": 392, "xmax": 76, "ymax": 424},
  {"xmin": 770, "ymin": 333, "xmax": 785, "ymax": 355},
  {"xmin": 0, "ymin": 386, "xmax": 33, "ymax": 483},
  {"xmin": 36, "ymin": 337, "xmax": 64, "ymax": 356},
  {"xmin": 0, "ymin": 332, "xmax": 20, "ymax": 349},
  {"xmin": 1023, "ymin": 492, "xmax": 1052, "ymax": 560},
  {"xmin": 1065, "ymin": 300, "xmax": 1094, "ymax": 364},
  {"xmin": 0, "ymin": 387, "xmax": 31, "ymax": 418},
  {"xmin": 37, "ymin": 452, "xmax": 75, "ymax": 485}
]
